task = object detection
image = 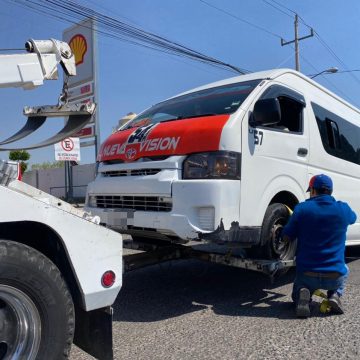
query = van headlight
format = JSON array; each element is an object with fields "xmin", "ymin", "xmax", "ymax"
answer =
[{"xmin": 183, "ymin": 151, "xmax": 241, "ymax": 179}]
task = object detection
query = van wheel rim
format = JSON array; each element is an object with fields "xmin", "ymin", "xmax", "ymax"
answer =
[
  {"xmin": 0, "ymin": 285, "xmax": 41, "ymax": 360},
  {"xmin": 271, "ymin": 222, "xmax": 290, "ymax": 259}
]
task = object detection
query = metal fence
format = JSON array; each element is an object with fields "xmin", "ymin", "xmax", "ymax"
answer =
[{"xmin": 49, "ymin": 185, "xmax": 88, "ymax": 203}]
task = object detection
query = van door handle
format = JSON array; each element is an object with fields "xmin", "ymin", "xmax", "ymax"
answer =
[{"xmin": 297, "ymin": 148, "xmax": 308, "ymax": 156}]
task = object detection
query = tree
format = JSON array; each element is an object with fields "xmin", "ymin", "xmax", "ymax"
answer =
[{"xmin": 9, "ymin": 150, "xmax": 30, "ymax": 173}]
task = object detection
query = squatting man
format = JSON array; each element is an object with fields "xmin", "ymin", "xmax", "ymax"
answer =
[{"xmin": 282, "ymin": 174, "xmax": 356, "ymax": 318}]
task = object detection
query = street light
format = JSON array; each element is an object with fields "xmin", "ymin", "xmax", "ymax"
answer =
[{"xmin": 309, "ymin": 67, "xmax": 338, "ymax": 79}]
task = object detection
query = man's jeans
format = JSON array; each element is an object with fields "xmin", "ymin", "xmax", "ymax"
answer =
[{"xmin": 292, "ymin": 269, "xmax": 348, "ymax": 303}]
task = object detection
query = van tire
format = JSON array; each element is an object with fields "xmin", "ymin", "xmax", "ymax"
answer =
[
  {"xmin": 251, "ymin": 203, "xmax": 296, "ymax": 261},
  {"xmin": 0, "ymin": 240, "xmax": 75, "ymax": 360}
]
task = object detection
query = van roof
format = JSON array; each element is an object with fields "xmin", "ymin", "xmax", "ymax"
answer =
[{"xmin": 173, "ymin": 68, "xmax": 360, "ymax": 115}]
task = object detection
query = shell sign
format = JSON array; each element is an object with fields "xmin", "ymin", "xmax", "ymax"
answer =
[
  {"xmin": 63, "ymin": 18, "xmax": 95, "ymax": 89},
  {"xmin": 69, "ymin": 34, "xmax": 87, "ymax": 66}
]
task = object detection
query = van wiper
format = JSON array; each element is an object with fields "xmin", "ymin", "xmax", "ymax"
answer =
[{"xmin": 160, "ymin": 113, "xmax": 218, "ymax": 123}]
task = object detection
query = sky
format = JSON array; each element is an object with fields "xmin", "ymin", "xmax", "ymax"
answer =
[{"xmin": 1, "ymin": 0, "xmax": 360, "ymax": 166}]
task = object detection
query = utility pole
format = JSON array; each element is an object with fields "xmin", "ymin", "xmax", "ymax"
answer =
[{"xmin": 281, "ymin": 14, "xmax": 314, "ymax": 71}]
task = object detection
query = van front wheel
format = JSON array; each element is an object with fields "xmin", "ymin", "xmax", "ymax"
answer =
[{"xmin": 254, "ymin": 203, "xmax": 296, "ymax": 260}]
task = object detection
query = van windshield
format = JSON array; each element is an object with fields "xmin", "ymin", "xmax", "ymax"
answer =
[{"xmin": 122, "ymin": 79, "xmax": 261, "ymax": 130}]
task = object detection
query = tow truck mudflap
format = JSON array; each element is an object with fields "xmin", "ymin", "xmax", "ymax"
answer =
[{"xmin": 74, "ymin": 306, "xmax": 114, "ymax": 360}]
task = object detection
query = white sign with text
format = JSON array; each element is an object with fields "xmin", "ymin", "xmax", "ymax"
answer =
[{"xmin": 54, "ymin": 137, "xmax": 81, "ymax": 161}]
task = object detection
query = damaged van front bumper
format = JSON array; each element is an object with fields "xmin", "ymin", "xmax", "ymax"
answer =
[
  {"xmin": 85, "ymin": 174, "xmax": 261, "ymax": 245},
  {"xmin": 199, "ymin": 219, "xmax": 261, "ymax": 246}
]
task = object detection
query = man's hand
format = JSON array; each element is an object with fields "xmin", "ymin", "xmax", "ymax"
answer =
[{"xmin": 282, "ymin": 234, "xmax": 292, "ymax": 245}]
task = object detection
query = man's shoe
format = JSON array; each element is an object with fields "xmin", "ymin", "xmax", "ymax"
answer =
[
  {"xmin": 296, "ymin": 288, "xmax": 311, "ymax": 318},
  {"xmin": 328, "ymin": 293, "xmax": 344, "ymax": 314}
]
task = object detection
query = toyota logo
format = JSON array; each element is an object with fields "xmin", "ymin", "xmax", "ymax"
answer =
[{"xmin": 125, "ymin": 147, "xmax": 137, "ymax": 160}]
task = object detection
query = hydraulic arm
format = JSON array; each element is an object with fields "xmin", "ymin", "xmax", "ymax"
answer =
[{"xmin": 0, "ymin": 39, "xmax": 94, "ymax": 150}]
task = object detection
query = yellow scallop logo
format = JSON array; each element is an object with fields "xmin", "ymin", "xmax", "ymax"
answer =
[{"xmin": 69, "ymin": 34, "xmax": 87, "ymax": 66}]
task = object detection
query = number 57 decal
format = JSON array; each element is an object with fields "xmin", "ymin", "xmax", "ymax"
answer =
[
  {"xmin": 254, "ymin": 130, "xmax": 263, "ymax": 145},
  {"xmin": 249, "ymin": 129, "xmax": 264, "ymax": 145}
]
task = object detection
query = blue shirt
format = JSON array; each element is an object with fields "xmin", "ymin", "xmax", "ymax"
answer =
[{"xmin": 282, "ymin": 194, "xmax": 356, "ymax": 275}]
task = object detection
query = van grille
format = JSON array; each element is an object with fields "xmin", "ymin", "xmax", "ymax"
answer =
[
  {"xmin": 102, "ymin": 169, "xmax": 161, "ymax": 177},
  {"xmin": 95, "ymin": 195, "xmax": 172, "ymax": 212}
]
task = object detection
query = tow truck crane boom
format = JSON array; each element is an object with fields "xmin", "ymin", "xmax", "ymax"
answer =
[{"xmin": 0, "ymin": 39, "xmax": 75, "ymax": 89}]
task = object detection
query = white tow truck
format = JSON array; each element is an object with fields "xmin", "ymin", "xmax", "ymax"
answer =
[{"xmin": 0, "ymin": 39, "xmax": 122, "ymax": 360}]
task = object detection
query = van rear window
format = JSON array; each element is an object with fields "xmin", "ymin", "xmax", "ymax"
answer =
[
  {"xmin": 122, "ymin": 80, "xmax": 261, "ymax": 130},
  {"xmin": 312, "ymin": 102, "xmax": 360, "ymax": 165}
]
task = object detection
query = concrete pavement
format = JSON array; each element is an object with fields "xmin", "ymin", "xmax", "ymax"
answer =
[{"xmin": 71, "ymin": 246, "xmax": 360, "ymax": 360}]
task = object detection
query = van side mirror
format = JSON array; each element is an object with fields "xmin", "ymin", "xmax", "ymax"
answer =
[{"xmin": 250, "ymin": 98, "xmax": 281, "ymax": 127}]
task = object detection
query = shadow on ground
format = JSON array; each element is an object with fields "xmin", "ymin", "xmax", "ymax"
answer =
[
  {"xmin": 113, "ymin": 254, "xmax": 295, "ymax": 322},
  {"xmin": 112, "ymin": 246, "xmax": 360, "ymax": 323}
]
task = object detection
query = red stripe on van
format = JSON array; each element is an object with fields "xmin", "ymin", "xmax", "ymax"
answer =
[{"xmin": 97, "ymin": 114, "xmax": 230, "ymax": 162}]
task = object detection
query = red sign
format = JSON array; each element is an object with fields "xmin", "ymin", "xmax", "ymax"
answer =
[
  {"xmin": 73, "ymin": 125, "xmax": 95, "ymax": 138},
  {"xmin": 81, "ymin": 84, "xmax": 91, "ymax": 94},
  {"xmin": 61, "ymin": 138, "xmax": 74, "ymax": 151}
]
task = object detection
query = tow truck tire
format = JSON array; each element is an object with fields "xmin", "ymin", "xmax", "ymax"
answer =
[
  {"xmin": 0, "ymin": 240, "xmax": 75, "ymax": 360},
  {"xmin": 252, "ymin": 203, "xmax": 296, "ymax": 261}
]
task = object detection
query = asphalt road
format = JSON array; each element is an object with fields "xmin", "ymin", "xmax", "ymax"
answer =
[{"xmin": 71, "ymin": 246, "xmax": 360, "ymax": 360}]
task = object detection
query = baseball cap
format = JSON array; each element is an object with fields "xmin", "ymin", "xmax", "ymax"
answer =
[{"xmin": 306, "ymin": 174, "xmax": 333, "ymax": 192}]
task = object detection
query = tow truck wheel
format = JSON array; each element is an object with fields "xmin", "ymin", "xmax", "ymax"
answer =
[
  {"xmin": 0, "ymin": 240, "xmax": 75, "ymax": 360},
  {"xmin": 252, "ymin": 203, "xmax": 296, "ymax": 261}
]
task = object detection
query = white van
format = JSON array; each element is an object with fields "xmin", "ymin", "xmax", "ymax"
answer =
[{"xmin": 85, "ymin": 68, "xmax": 360, "ymax": 260}]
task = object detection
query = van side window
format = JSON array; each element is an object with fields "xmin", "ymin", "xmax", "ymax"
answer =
[
  {"xmin": 325, "ymin": 119, "xmax": 341, "ymax": 150},
  {"xmin": 260, "ymin": 85, "xmax": 304, "ymax": 133},
  {"xmin": 312, "ymin": 102, "xmax": 360, "ymax": 165}
]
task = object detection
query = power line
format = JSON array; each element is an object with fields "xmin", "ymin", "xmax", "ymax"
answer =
[
  {"xmin": 198, "ymin": 0, "xmax": 360, "ymax": 92},
  {"xmin": 265, "ymin": 0, "xmax": 296, "ymax": 15},
  {"xmin": 198, "ymin": 0, "xmax": 316, "ymax": 75},
  {"xmin": 9, "ymin": 0, "xmax": 250, "ymax": 75},
  {"xmin": 313, "ymin": 31, "xmax": 360, "ymax": 87},
  {"xmin": 262, "ymin": 0, "xmax": 360, "ymax": 87},
  {"xmin": 261, "ymin": 0, "xmax": 293, "ymax": 19},
  {"xmin": 198, "ymin": 0, "xmax": 319, "ymax": 76},
  {"xmin": 264, "ymin": 0, "xmax": 310, "ymax": 28},
  {"xmin": 297, "ymin": 44, "xmax": 356, "ymax": 102},
  {"xmin": 274, "ymin": 51, "xmax": 297, "ymax": 69},
  {"xmin": 198, "ymin": 0, "xmax": 282, "ymax": 39},
  {"xmin": 298, "ymin": 51, "xmax": 358, "ymax": 104}
]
